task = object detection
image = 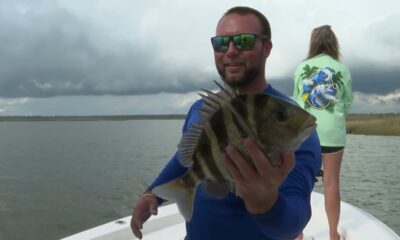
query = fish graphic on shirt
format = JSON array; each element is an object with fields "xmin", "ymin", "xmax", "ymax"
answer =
[{"xmin": 300, "ymin": 66, "xmax": 344, "ymax": 111}]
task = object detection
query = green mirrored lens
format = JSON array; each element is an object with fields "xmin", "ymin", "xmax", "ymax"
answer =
[
  {"xmin": 212, "ymin": 36, "xmax": 229, "ymax": 52},
  {"xmin": 232, "ymin": 36, "xmax": 243, "ymax": 50},
  {"xmin": 237, "ymin": 34, "xmax": 255, "ymax": 50},
  {"xmin": 212, "ymin": 34, "xmax": 261, "ymax": 52},
  {"xmin": 220, "ymin": 36, "xmax": 229, "ymax": 51}
]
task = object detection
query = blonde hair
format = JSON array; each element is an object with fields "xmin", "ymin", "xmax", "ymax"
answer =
[{"xmin": 307, "ymin": 25, "xmax": 340, "ymax": 60}]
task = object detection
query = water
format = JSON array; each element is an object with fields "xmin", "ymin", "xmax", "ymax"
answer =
[{"xmin": 0, "ymin": 120, "xmax": 399, "ymax": 240}]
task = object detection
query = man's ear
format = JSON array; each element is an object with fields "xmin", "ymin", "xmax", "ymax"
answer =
[{"xmin": 264, "ymin": 40, "xmax": 273, "ymax": 58}]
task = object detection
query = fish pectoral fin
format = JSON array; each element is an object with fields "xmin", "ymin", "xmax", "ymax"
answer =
[
  {"xmin": 152, "ymin": 178, "xmax": 196, "ymax": 221},
  {"xmin": 201, "ymin": 181, "xmax": 231, "ymax": 197}
]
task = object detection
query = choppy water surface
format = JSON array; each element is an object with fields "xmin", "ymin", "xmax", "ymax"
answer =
[
  {"xmin": 0, "ymin": 120, "xmax": 398, "ymax": 240},
  {"xmin": 314, "ymin": 134, "xmax": 400, "ymax": 234}
]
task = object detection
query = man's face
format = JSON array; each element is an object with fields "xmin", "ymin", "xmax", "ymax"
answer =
[{"xmin": 213, "ymin": 14, "xmax": 270, "ymax": 88}]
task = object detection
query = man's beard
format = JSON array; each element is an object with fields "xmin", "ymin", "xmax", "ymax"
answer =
[{"xmin": 217, "ymin": 67, "xmax": 259, "ymax": 88}]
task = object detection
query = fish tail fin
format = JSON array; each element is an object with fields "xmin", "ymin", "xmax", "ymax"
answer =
[{"xmin": 152, "ymin": 177, "xmax": 196, "ymax": 221}]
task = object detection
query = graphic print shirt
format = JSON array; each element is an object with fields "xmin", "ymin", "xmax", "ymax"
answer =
[{"xmin": 293, "ymin": 54, "xmax": 353, "ymax": 146}]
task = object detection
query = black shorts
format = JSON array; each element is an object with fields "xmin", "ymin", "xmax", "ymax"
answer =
[{"xmin": 321, "ymin": 146, "xmax": 344, "ymax": 154}]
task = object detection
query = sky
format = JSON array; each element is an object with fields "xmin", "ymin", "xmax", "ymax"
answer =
[{"xmin": 0, "ymin": 0, "xmax": 399, "ymax": 116}]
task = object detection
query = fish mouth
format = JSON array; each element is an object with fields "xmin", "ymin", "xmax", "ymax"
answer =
[
  {"xmin": 306, "ymin": 121, "xmax": 317, "ymax": 129},
  {"xmin": 302, "ymin": 120, "xmax": 317, "ymax": 134}
]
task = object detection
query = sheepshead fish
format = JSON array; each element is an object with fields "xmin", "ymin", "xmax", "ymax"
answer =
[{"xmin": 152, "ymin": 81, "xmax": 316, "ymax": 221}]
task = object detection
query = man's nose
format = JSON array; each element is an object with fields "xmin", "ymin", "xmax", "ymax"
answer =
[{"xmin": 225, "ymin": 41, "xmax": 239, "ymax": 56}]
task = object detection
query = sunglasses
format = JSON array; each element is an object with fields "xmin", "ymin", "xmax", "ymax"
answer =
[{"xmin": 211, "ymin": 33, "xmax": 269, "ymax": 53}]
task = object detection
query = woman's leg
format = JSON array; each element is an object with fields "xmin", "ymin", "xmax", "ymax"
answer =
[{"xmin": 322, "ymin": 150, "xmax": 344, "ymax": 240}]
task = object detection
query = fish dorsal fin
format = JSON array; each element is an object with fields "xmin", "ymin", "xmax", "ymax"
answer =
[
  {"xmin": 178, "ymin": 81, "xmax": 234, "ymax": 167},
  {"xmin": 213, "ymin": 80, "xmax": 236, "ymax": 99},
  {"xmin": 213, "ymin": 81, "xmax": 257, "ymax": 140},
  {"xmin": 201, "ymin": 80, "xmax": 236, "ymax": 108},
  {"xmin": 212, "ymin": 93, "xmax": 258, "ymax": 144}
]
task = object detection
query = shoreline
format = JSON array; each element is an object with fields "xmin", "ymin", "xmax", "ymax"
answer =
[
  {"xmin": 0, "ymin": 113, "xmax": 399, "ymax": 137},
  {"xmin": 346, "ymin": 114, "xmax": 400, "ymax": 137},
  {"xmin": 0, "ymin": 114, "xmax": 186, "ymax": 121}
]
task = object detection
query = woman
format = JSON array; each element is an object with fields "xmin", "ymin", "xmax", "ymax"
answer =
[{"xmin": 293, "ymin": 25, "xmax": 353, "ymax": 240}]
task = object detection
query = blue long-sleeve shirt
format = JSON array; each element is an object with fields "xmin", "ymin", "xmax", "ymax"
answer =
[{"xmin": 148, "ymin": 85, "xmax": 321, "ymax": 240}]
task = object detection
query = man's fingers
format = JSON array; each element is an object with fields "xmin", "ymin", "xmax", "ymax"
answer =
[
  {"xmin": 131, "ymin": 196, "xmax": 158, "ymax": 239},
  {"xmin": 225, "ymin": 144, "xmax": 257, "ymax": 180},
  {"xmin": 222, "ymin": 152, "xmax": 242, "ymax": 180},
  {"xmin": 150, "ymin": 201, "xmax": 158, "ymax": 215},
  {"xmin": 281, "ymin": 151, "xmax": 295, "ymax": 173},
  {"xmin": 244, "ymin": 137, "xmax": 272, "ymax": 174},
  {"xmin": 131, "ymin": 218, "xmax": 143, "ymax": 239}
]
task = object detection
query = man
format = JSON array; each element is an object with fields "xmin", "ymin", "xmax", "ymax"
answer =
[{"xmin": 131, "ymin": 6, "xmax": 321, "ymax": 240}]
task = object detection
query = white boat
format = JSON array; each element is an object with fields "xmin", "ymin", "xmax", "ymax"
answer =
[{"xmin": 61, "ymin": 192, "xmax": 400, "ymax": 240}]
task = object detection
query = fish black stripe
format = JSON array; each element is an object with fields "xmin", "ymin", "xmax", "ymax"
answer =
[
  {"xmin": 248, "ymin": 94, "xmax": 258, "ymax": 136},
  {"xmin": 191, "ymin": 155, "xmax": 206, "ymax": 181},
  {"xmin": 209, "ymin": 109, "xmax": 228, "ymax": 153},
  {"xmin": 230, "ymin": 96, "xmax": 249, "ymax": 139},
  {"xmin": 253, "ymin": 94, "xmax": 270, "ymax": 134},
  {"xmin": 198, "ymin": 129, "xmax": 226, "ymax": 182},
  {"xmin": 182, "ymin": 172, "xmax": 197, "ymax": 192}
]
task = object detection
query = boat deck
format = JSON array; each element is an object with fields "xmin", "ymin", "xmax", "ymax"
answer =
[{"xmin": 61, "ymin": 192, "xmax": 400, "ymax": 240}]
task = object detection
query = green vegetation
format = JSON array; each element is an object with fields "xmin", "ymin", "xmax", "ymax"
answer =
[
  {"xmin": 0, "ymin": 114, "xmax": 186, "ymax": 122},
  {"xmin": 0, "ymin": 113, "xmax": 399, "ymax": 137},
  {"xmin": 346, "ymin": 114, "xmax": 400, "ymax": 136}
]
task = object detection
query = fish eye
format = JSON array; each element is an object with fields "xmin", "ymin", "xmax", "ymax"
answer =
[{"xmin": 275, "ymin": 111, "xmax": 287, "ymax": 122}]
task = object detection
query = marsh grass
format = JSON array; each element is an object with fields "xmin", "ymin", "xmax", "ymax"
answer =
[
  {"xmin": 346, "ymin": 114, "xmax": 400, "ymax": 136},
  {"xmin": 0, "ymin": 114, "xmax": 399, "ymax": 136}
]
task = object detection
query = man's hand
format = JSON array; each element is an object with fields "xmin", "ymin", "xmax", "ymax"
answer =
[
  {"xmin": 131, "ymin": 193, "xmax": 158, "ymax": 239},
  {"xmin": 222, "ymin": 137, "xmax": 295, "ymax": 214}
]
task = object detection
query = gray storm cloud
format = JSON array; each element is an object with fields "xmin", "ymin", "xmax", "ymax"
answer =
[
  {"xmin": 0, "ymin": 0, "xmax": 399, "ymax": 117},
  {"xmin": 0, "ymin": 2, "xmax": 214, "ymax": 98},
  {"xmin": 0, "ymin": 1, "xmax": 400, "ymax": 103}
]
